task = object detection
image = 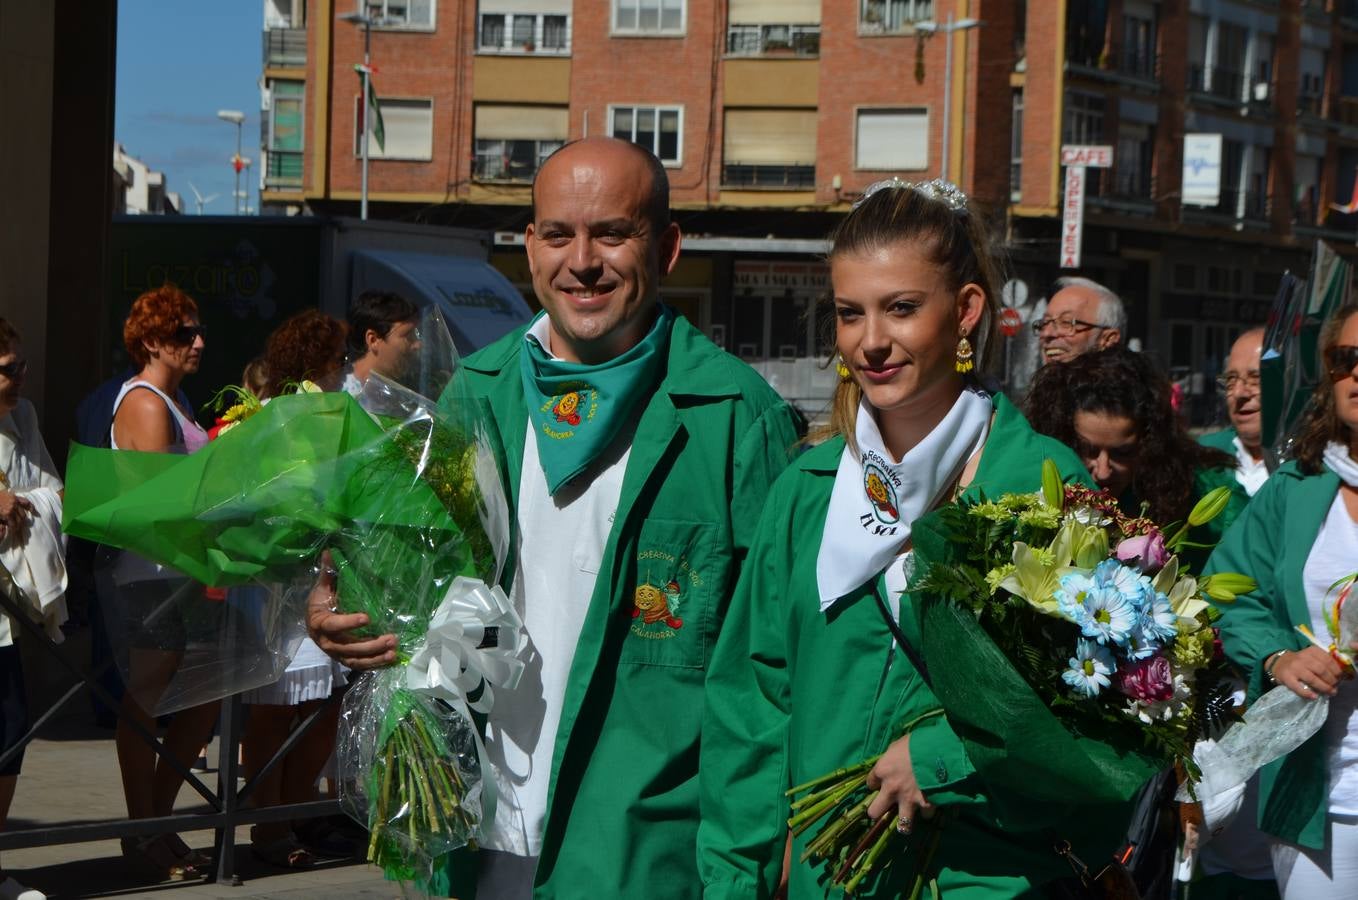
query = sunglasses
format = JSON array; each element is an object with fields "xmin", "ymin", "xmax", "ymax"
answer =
[
  {"xmin": 0, "ymin": 359, "xmax": 26, "ymax": 379},
  {"xmin": 1327, "ymin": 344, "xmax": 1358, "ymax": 381},
  {"xmin": 170, "ymin": 324, "xmax": 207, "ymax": 345}
]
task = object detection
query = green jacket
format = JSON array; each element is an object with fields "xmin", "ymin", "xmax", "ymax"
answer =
[
  {"xmin": 699, "ymin": 395, "xmax": 1123, "ymax": 900},
  {"xmin": 1203, "ymin": 461, "xmax": 1343, "ymax": 851},
  {"xmin": 1196, "ymin": 427, "xmax": 1252, "ymax": 535},
  {"xmin": 432, "ymin": 316, "xmax": 801, "ymax": 898}
]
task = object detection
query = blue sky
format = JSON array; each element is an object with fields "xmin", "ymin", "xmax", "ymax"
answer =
[{"xmin": 115, "ymin": 1, "xmax": 261, "ymax": 214}]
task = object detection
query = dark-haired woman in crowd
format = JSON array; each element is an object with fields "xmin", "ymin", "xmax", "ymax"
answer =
[
  {"xmin": 1204, "ymin": 303, "xmax": 1358, "ymax": 898},
  {"xmin": 1025, "ymin": 348, "xmax": 1239, "ymax": 562},
  {"xmin": 109, "ymin": 285, "xmax": 215, "ymax": 879},
  {"xmin": 238, "ymin": 309, "xmax": 350, "ymax": 868},
  {"xmin": 698, "ymin": 180, "xmax": 1116, "ymax": 899}
]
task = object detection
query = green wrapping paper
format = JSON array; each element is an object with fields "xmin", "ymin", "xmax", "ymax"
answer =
[
  {"xmin": 910, "ymin": 512, "xmax": 1162, "ymax": 828},
  {"xmin": 62, "ymin": 385, "xmax": 509, "ymax": 882}
]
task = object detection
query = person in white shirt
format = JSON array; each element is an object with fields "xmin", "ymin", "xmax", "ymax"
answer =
[
  {"xmin": 0, "ymin": 319, "xmax": 66, "ymax": 900},
  {"xmin": 341, "ymin": 291, "xmax": 422, "ymax": 397}
]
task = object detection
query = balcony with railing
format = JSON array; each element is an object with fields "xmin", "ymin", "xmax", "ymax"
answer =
[
  {"xmin": 727, "ymin": 24, "xmax": 820, "ymax": 57},
  {"xmin": 722, "ymin": 164, "xmax": 816, "ymax": 190},
  {"xmin": 263, "ymin": 27, "xmax": 306, "ymax": 67},
  {"xmin": 265, "ymin": 149, "xmax": 303, "ymax": 189}
]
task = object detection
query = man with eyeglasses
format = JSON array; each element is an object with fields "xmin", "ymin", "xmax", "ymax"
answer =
[
  {"xmin": 1188, "ymin": 326, "xmax": 1277, "ymax": 900},
  {"xmin": 1032, "ymin": 276, "xmax": 1125, "ymax": 365},
  {"xmin": 1199, "ymin": 327, "xmax": 1268, "ymax": 498}
]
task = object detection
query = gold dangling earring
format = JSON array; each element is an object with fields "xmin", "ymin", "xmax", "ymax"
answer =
[
  {"xmin": 835, "ymin": 355, "xmax": 851, "ymax": 380},
  {"xmin": 955, "ymin": 335, "xmax": 974, "ymax": 374}
]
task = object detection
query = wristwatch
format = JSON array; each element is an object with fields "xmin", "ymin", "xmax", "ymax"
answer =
[{"xmin": 1264, "ymin": 649, "xmax": 1289, "ymax": 685}]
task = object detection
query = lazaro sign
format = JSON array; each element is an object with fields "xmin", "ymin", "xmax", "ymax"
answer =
[{"xmin": 1059, "ymin": 144, "xmax": 1115, "ymax": 270}]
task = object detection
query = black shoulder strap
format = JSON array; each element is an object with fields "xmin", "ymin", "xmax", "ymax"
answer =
[{"xmin": 872, "ymin": 587, "xmax": 932, "ymax": 687}]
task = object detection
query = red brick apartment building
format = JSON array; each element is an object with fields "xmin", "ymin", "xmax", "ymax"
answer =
[{"xmin": 260, "ymin": 0, "xmax": 1358, "ymax": 415}]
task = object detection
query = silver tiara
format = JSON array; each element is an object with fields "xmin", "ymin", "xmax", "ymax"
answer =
[{"xmin": 852, "ymin": 177, "xmax": 969, "ymax": 212}]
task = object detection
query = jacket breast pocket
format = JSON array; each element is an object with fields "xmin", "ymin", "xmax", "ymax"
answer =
[{"xmin": 620, "ymin": 518, "xmax": 723, "ymax": 670}]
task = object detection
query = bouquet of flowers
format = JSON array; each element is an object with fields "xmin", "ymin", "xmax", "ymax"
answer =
[
  {"xmin": 64, "ymin": 321, "xmax": 516, "ymax": 883},
  {"xmin": 788, "ymin": 461, "xmax": 1255, "ymax": 894},
  {"xmin": 1186, "ymin": 567, "xmax": 1358, "ymax": 807}
]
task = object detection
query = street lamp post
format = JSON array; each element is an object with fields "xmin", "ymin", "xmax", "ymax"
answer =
[
  {"xmin": 341, "ymin": 12, "xmax": 377, "ymax": 220},
  {"xmin": 217, "ymin": 109, "xmax": 247, "ymax": 214},
  {"xmin": 916, "ymin": 15, "xmax": 980, "ymax": 185}
]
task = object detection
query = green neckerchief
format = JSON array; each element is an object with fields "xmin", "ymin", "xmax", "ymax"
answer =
[{"xmin": 519, "ymin": 305, "xmax": 674, "ymax": 494}]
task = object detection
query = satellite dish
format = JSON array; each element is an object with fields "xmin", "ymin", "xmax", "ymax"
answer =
[{"xmin": 1001, "ymin": 278, "xmax": 1031, "ymax": 308}]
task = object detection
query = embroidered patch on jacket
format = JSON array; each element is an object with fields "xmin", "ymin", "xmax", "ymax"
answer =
[{"xmin": 631, "ymin": 581, "xmax": 683, "ymax": 636}]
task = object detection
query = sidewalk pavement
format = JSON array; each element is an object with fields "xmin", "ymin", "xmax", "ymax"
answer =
[{"xmin": 2, "ymin": 631, "xmax": 406, "ymax": 900}]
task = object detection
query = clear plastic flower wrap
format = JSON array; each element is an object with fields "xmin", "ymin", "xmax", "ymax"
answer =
[{"xmin": 63, "ymin": 310, "xmax": 516, "ymax": 881}]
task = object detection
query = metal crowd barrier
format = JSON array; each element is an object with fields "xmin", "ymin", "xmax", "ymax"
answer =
[{"xmin": 0, "ymin": 563, "xmax": 344, "ymax": 886}]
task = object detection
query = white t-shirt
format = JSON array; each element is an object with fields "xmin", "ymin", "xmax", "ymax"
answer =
[
  {"xmin": 476, "ymin": 418, "xmax": 633, "ymax": 896},
  {"xmin": 1302, "ymin": 493, "xmax": 1358, "ymax": 815}
]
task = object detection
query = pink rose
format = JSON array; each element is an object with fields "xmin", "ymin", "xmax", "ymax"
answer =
[
  {"xmin": 1115, "ymin": 655, "xmax": 1175, "ymax": 702},
  {"xmin": 1115, "ymin": 530, "xmax": 1169, "ymax": 574}
]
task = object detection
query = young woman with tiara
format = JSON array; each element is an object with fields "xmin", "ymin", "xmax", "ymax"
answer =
[{"xmin": 698, "ymin": 180, "xmax": 1130, "ymax": 898}]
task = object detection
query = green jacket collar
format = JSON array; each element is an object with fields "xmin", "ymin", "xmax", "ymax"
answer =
[
  {"xmin": 463, "ymin": 312, "xmax": 743, "ymax": 401},
  {"xmin": 1272, "ymin": 461, "xmax": 1342, "ymax": 631}
]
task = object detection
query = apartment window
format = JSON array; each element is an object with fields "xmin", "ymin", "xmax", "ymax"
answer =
[
  {"xmin": 1212, "ymin": 22, "xmax": 1247, "ymax": 101},
  {"xmin": 363, "ymin": 0, "xmax": 434, "ymax": 28},
  {"xmin": 1120, "ymin": 11, "xmax": 1156, "ymax": 80},
  {"xmin": 473, "ymin": 104, "xmax": 568, "ymax": 182},
  {"xmin": 611, "ymin": 106, "xmax": 682, "ymax": 164},
  {"xmin": 722, "ymin": 109, "xmax": 816, "ymax": 188},
  {"xmin": 613, "ymin": 0, "xmax": 684, "ymax": 34},
  {"xmin": 855, "ymin": 108, "xmax": 928, "ymax": 170},
  {"xmin": 1187, "ymin": 15, "xmax": 1208, "ymax": 91},
  {"xmin": 267, "ymin": 80, "xmax": 305, "ymax": 185},
  {"xmin": 1294, "ymin": 154, "xmax": 1321, "ymax": 224},
  {"xmin": 353, "ymin": 97, "xmax": 434, "ymax": 160},
  {"xmin": 1010, "ymin": 89, "xmax": 1023, "ymax": 202},
  {"xmin": 1252, "ymin": 34, "xmax": 1275, "ymax": 103},
  {"xmin": 727, "ymin": 24, "xmax": 820, "ymax": 56},
  {"xmin": 1300, "ymin": 47, "xmax": 1326, "ymax": 114},
  {"xmin": 1062, "ymin": 92, "xmax": 1105, "ymax": 144},
  {"xmin": 477, "ymin": 13, "xmax": 570, "ymax": 53},
  {"xmin": 1245, "ymin": 146, "xmax": 1270, "ymax": 218},
  {"xmin": 860, "ymin": 0, "xmax": 933, "ymax": 34},
  {"xmin": 1113, "ymin": 121, "xmax": 1153, "ymax": 199}
]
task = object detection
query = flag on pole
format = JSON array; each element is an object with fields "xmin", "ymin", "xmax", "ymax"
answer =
[{"xmin": 355, "ymin": 64, "xmax": 385, "ymax": 152}]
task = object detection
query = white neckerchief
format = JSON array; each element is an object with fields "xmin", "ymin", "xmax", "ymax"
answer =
[
  {"xmin": 816, "ymin": 389, "xmax": 992, "ymax": 611},
  {"xmin": 1232, "ymin": 436, "xmax": 1269, "ymax": 497},
  {"xmin": 1323, "ymin": 441, "xmax": 1358, "ymax": 488}
]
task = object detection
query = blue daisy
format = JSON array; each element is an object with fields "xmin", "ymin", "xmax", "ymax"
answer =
[
  {"xmin": 1063, "ymin": 639, "xmax": 1116, "ymax": 698},
  {"xmin": 1140, "ymin": 590, "xmax": 1179, "ymax": 642},
  {"xmin": 1058, "ymin": 569, "xmax": 1137, "ymax": 646}
]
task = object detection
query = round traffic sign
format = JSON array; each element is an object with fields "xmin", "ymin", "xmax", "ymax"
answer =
[{"xmin": 999, "ymin": 307, "xmax": 1023, "ymax": 337}]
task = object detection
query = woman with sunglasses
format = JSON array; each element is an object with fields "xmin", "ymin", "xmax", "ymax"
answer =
[
  {"xmin": 107, "ymin": 285, "xmax": 215, "ymax": 881},
  {"xmin": 698, "ymin": 181, "xmax": 1124, "ymax": 899},
  {"xmin": 1204, "ymin": 302, "xmax": 1358, "ymax": 898},
  {"xmin": 0, "ymin": 319, "xmax": 67, "ymax": 900}
]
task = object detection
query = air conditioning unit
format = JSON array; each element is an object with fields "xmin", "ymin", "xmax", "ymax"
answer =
[{"xmin": 1253, "ymin": 81, "xmax": 1269, "ymax": 102}]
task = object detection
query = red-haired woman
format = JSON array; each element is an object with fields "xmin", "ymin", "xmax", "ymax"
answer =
[
  {"xmin": 240, "ymin": 310, "xmax": 350, "ymax": 867},
  {"xmin": 108, "ymin": 285, "xmax": 215, "ymax": 880}
]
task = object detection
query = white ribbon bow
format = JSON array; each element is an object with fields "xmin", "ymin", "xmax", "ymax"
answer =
[
  {"xmin": 406, "ymin": 576, "xmax": 526, "ymax": 712},
  {"xmin": 403, "ymin": 576, "xmax": 526, "ymax": 832}
]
